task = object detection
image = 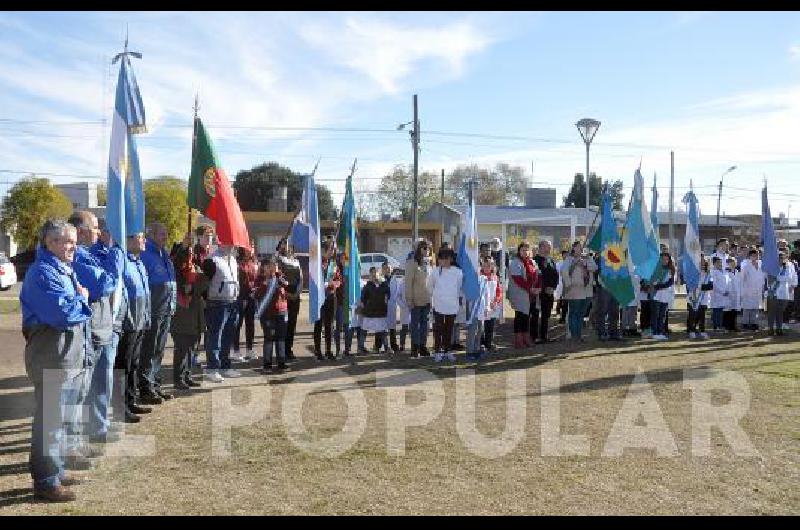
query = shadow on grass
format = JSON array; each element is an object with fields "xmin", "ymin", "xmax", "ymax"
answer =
[
  {"xmin": 0, "ymin": 461, "xmax": 29, "ymax": 477},
  {"xmin": 0, "ymin": 375, "xmax": 32, "ymax": 392},
  {"xmin": 0, "ymin": 390, "xmax": 34, "ymax": 422},
  {"xmin": 0, "ymin": 487, "xmax": 37, "ymax": 509}
]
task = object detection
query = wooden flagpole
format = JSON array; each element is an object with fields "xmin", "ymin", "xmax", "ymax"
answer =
[{"xmin": 188, "ymin": 93, "xmax": 199, "ymax": 238}]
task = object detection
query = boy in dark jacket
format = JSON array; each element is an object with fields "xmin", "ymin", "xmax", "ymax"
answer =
[{"xmin": 255, "ymin": 257, "xmax": 289, "ymax": 372}]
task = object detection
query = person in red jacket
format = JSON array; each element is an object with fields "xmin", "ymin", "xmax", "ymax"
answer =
[
  {"xmin": 233, "ymin": 246, "xmax": 259, "ymax": 361},
  {"xmin": 508, "ymin": 242, "xmax": 541, "ymax": 348},
  {"xmin": 254, "ymin": 257, "xmax": 289, "ymax": 372}
]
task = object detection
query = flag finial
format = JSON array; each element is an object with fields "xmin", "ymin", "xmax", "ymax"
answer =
[{"xmin": 112, "ymin": 27, "xmax": 142, "ymax": 64}]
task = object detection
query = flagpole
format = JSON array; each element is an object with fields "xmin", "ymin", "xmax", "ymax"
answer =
[
  {"xmin": 334, "ymin": 158, "xmax": 357, "ymax": 247},
  {"xmin": 188, "ymin": 93, "xmax": 199, "ymax": 237}
]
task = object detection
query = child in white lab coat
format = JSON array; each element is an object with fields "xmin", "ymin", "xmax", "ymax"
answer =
[
  {"xmin": 767, "ymin": 252, "xmax": 799, "ymax": 336},
  {"xmin": 710, "ymin": 256, "xmax": 730, "ymax": 332},
  {"xmin": 687, "ymin": 257, "xmax": 713, "ymax": 339},
  {"xmin": 723, "ymin": 257, "xmax": 740, "ymax": 332},
  {"xmin": 387, "ymin": 268, "xmax": 411, "ymax": 353},
  {"xmin": 739, "ymin": 250, "xmax": 766, "ymax": 331}
]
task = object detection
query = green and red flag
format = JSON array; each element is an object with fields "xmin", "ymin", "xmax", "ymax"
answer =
[{"xmin": 188, "ymin": 117, "xmax": 250, "ymax": 248}]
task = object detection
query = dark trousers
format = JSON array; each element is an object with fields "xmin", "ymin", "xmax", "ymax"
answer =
[
  {"xmin": 595, "ymin": 288, "xmax": 620, "ymax": 337},
  {"xmin": 172, "ymin": 333, "xmax": 197, "ymax": 385},
  {"xmin": 556, "ymin": 297, "xmax": 566, "ymax": 323},
  {"xmin": 652, "ymin": 302, "xmax": 669, "ymax": 336},
  {"xmin": 313, "ymin": 296, "xmax": 335, "ymax": 354},
  {"xmin": 687, "ymin": 305, "xmax": 707, "ymax": 333},
  {"xmin": 261, "ymin": 313, "xmax": 288, "ymax": 366},
  {"xmin": 285, "ymin": 297, "xmax": 300, "ymax": 356},
  {"xmin": 234, "ymin": 297, "xmax": 255, "ymax": 352},
  {"xmin": 513, "ymin": 311, "xmax": 529, "ymax": 333},
  {"xmin": 139, "ymin": 311, "xmax": 172, "ymax": 395},
  {"xmin": 531, "ymin": 292, "xmax": 554, "ymax": 341},
  {"xmin": 389, "ymin": 326, "xmax": 408, "ymax": 350},
  {"xmin": 640, "ymin": 299, "xmax": 652, "ymax": 330},
  {"xmin": 115, "ymin": 330, "xmax": 144, "ymax": 414},
  {"xmin": 723, "ymin": 310, "xmax": 738, "ymax": 331},
  {"xmin": 482, "ymin": 318, "xmax": 496, "ymax": 348},
  {"xmin": 434, "ymin": 313, "xmax": 455, "ymax": 352}
]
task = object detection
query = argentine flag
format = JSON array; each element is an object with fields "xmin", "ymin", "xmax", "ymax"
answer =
[
  {"xmin": 761, "ymin": 185, "xmax": 780, "ymax": 277},
  {"xmin": 681, "ymin": 187, "xmax": 702, "ymax": 308},
  {"xmin": 457, "ymin": 182, "xmax": 481, "ymax": 310},
  {"xmin": 107, "ymin": 55, "xmax": 146, "ymax": 245},
  {"xmin": 624, "ymin": 168, "xmax": 660, "ymax": 281},
  {"xmin": 301, "ymin": 173, "xmax": 324, "ymax": 323}
]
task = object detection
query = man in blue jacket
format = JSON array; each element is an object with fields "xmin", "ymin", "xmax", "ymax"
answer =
[
  {"xmin": 69, "ymin": 211, "xmax": 120, "ymax": 447},
  {"xmin": 20, "ymin": 219, "xmax": 93, "ymax": 502},
  {"xmin": 139, "ymin": 222, "xmax": 177, "ymax": 403},
  {"xmin": 113, "ymin": 232, "xmax": 153, "ymax": 423}
]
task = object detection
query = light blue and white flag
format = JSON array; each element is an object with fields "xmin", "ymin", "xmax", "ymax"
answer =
[
  {"xmin": 681, "ymin": 185, "xmax": 702, "ymax": 308},
  {"xmin": 761, "ymin": 185, "xmax": 780, "ymax": 277},
  {"xmin": 107, "ymin": 54, "xmax": 146, "ymax": 245},
  {"xmin": 624, "ymin": 168, "xmax": 661, "ymax": 281},
  {"xmin": 457, "ymin": 181, "xmax": 481, "ymax": 308},
  {"xmin": 301, "ymin": 173, "xmax": 324, "ymax": 323},
  {"xmin": 650, "ymin": 172, "xmax": 660, "ymax": 247}
]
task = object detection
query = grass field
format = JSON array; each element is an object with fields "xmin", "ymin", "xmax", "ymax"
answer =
[{"xmin": 0, "ymin": 299, "xmax": 798, "ymax": 515}]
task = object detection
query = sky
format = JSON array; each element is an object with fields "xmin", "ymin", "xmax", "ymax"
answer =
[{"xmin": 2, "ymin": 11, "xmax": 800, "ymax": 220}]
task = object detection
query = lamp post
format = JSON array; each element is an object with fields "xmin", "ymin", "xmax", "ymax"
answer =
[
  {"xmin": 715, "ymin": 165, "xmax": 738, "ymax": 242},
  {"xmin": 576, "ymin": 118, "xmax": 601, "ymax": 235}
]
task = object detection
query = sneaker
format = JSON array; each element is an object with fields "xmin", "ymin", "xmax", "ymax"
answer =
[
  {"xmin": 434, "ymin": 352, "xmax": 443, "ymax": 363},
  {"xmin": 688, "ymin": 332, "xmax": 697, "ymax": 339},
  {"xmin": 221, "ymin": 369, "xmax": 242, "ymax": 378},
  {"xmin": 205, "ymin": 371, "xmax": 224, "ymax": 383},
  {"xmin": 653, "ymin": 334, "xmax": 668, "ymax": 341},
  {"xmin": 782, "ymin": 323, "xmax": 790, "ymax": 330},
  {"xmin": 699, "ymin": 332, "xmax": 709, "ymax": 339},
  {"xmin": 230, "ymin": 350, "xmax": 244, "ymax": 362},
  {"xmin": 446, "ymin": 352, "xmax": 457, "ymax": 362}
]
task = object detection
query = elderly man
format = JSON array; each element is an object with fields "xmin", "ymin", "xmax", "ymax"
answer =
[
  {"xmin": 113, "ymin": 232, "xmax": 153, "ymax": 424},
  {"xmin": 21, "ymin": 220, "xmax": 93, "ymax": 502},
  {"xmin": 139, "ymin": 222, "xmax": 177, "ymax": 404},
  {"xmin": 532, "ymin": 240, "xmax": 559, "ymax": 343},
  {"xmin": 201, "ymin": 242, "xmax": 241, "ymax": 382},
  {"xmin": 66, "ymin": 211, "xmax": 117, "ymax": 456}
]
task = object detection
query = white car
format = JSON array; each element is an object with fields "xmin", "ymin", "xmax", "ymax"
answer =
[
  {"xmin": 0, "ymin": 253, "xmax": 17, "ymax": 290},
  {"xmin": 359, "ymin": 253, "xmax": 401, "ymax": 278}
]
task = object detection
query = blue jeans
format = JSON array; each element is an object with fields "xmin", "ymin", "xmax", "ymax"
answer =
[
  {"xmin": 63, "ymin": 364, "xmax": 91, "ymax": 453},
  {"xmin": 29, "ymin": 374, "xmax": 72, "ymax": 489},
  {"xmin": 466, "ymin": 319, "xmax": 484, "ymax": 354},
  {"xmin": 86, "ymin": 340, "xmax": 117, "ymax": 437},
  {"xmin": 567, "ymin": 299, "xmax": 589, "ymax": 339},
  {"xmin": 410, "ymin": 304, "xmax": 431, "ymax": 348},
  {"xmin": 205, "ymin": 301, "xmax": 240, "ymax": 370},
  {"xmin": 653, "ymin": 302, "xmax": 669, "ymax": 335}
]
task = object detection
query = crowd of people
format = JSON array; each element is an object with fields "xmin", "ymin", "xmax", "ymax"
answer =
[{"xmin": 18, "ymin": 208, "xmax": 800, "ymax": 502}]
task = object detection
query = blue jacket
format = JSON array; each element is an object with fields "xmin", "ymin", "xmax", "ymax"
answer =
[
  {"xmin": 89, "ymin": 240, "xmax": 126, "ymax": 282},
  {"xmin": 122, "ymin": 251, "xmax": 151, "ymax": 331},
  {"xmin": 21, "ymin": 247, "xmax": 92, "ymax": 331},
  {"xmin": 141, "ymin": 239, "xmax": 176, "ymax": 286},
  {"xmin": 74, "ymin": 246, "xmax": 115, "ymax": 303}
]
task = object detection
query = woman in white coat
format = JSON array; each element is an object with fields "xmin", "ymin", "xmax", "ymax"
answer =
[
  {"xmin": 739, "ymin": 249, "xmax": 766, "ymax": 331},
  {"xmin": 767, "ymin": 252, "xmax": 799, "ymax": 336}
]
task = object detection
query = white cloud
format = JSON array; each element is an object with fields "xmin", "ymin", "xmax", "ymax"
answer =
[
  {"xmin": 790, "ymin": 44, "xmax": 800, "ymax": 60},
  {"xmin": 299, "ymin": 16, "xmax": 491, "ymax": 94}
]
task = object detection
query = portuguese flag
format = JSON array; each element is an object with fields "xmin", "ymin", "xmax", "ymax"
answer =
[{"xmin": 188, "ymin": 117, "xmax": 250, "ymax": 248}]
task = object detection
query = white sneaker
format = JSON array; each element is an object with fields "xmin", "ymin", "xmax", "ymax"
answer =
[
  {"xmin": 245, "ymin": 348, "xmax": 257, "ymax": 360},
  {"xmin": 688, "ymin": 332, "xmax": 697, "ymax": 339},
  {"xmin": 782, "ymin": 323, "xmax": 790, "ymax": 330},
  {"xmin": 434, "ymin": 352, "xmax": 443, "ymax": 363},
  {"xmin": 221, "ymin": 369, "xmax": 242, "ymax": 378},
  {"xmin": 205, "ymin": 371, "xmax": 224, "ymax": 383},
  {"xmin": 230, "ymin": 351, "xmax": 244, "ymax": 362},
  {"xmin": 446, "ymin": 352, "xmax": 456, "ymax": 362},
  {"xmin": 653, "ymin": 334, "xmax": 668, "ymax": 341},
  {"xmin": 699, "ymin": 332, "xmax": 709, "ymax": 339}
]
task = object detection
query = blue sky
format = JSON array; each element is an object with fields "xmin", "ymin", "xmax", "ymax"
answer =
[{"xmin": 2, "ymin": 11, "xmax": 800, "ymax": 218}]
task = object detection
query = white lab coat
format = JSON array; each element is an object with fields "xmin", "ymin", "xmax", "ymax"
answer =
[
  {"xmin": 699, "ymin": 270, "xmax": 712, "ymax": 307},
  {"xmin": 772, "ymin": 262, "xmax": 798, "ymax": 301},
  {"xmin": 739, "ymin": 262, "xmax": 766, "ymax": 310},
  {"xmin": 727, "ymin": 269, "xmax": 741, "ymax": 311},
  {"xmin": 710, "ymin": 268, "xmax": 730, "ymax": 309},
  {"xmin": 427, "ymin": 266, "xmax": 464, "ymax": 316},
  {"xmin": 387, "ymin": 275, "xmax": 411, "ymax": 328}
]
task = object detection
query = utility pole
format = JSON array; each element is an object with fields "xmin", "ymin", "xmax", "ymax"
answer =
[
  {"xmin": 669, "ymin": 150, "xmax": 675, "ymax": 251},
  {"xmin": 411, "ymin": 94, "xmax": 420, "ymax": 243},
  {"xmin": 440, "ymin": 168, "xmax": 445, "ymax": 248}
]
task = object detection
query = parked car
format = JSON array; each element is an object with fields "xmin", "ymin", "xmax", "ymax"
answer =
[
  {"xmin": 359, "ymin": 253, "xmax": 401, "ymax": 278},
  {"xmin": 0, "ymin": 253, "xmax": 18, "ymax": 290}
]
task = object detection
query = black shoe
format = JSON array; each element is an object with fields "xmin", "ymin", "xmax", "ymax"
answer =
[
  {"xmin": 89, "ymin": 431, "xmax": 121, "ymax": 444},
  {"xmin": 184, "ymin": 378, "xmax": 201, "ymax": 388},
  {"xmin": 138, "ymin": 393, "xmax": 163, "ymax": 406},
  {"xmin": 342, "ymin": 350, "xmax": 354, "ymax": 358},
  {"xmin": 276, "ymin": 363, "xmax": 288, "ymax": 371},
  {"xmin": 451, "ymin": 343, "xmax": 465, "ymax": 351},
  {"xmin": 419, "ymin": 346, "xmax": 431, "ymax": 357},
  {"xmin": 155, "ymin": 390, "xmax": 174, "ymax": 401},
  {"xmin": 263, "ymin": 363, "xmax": 274, "ymax": 372},
  {"xmin": 34, "ymin": 485, "xmax": 76, "ymax": 503},
  {"xmin": 325, "ymin": 352, "xmax": 336, "ymax": 360},
  {"xmin": 174, "ymin": 382, "xmax": 191, "ymax": 390},
  {"xmin": 64, "ymin": 455, "xmax": 93, "ymax": 471},
  {"xmin": 129, "ymin": 404, "xmax": 152, "ymax": 415},
  {"xmin": 286, "ymin": 351, "xmax": 296, "ymax": 361}
]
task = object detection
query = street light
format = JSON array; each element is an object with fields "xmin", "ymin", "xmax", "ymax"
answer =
[
  {"xmin": 715, "ymin": 165, "xmax": 738, "ymax": 242},
  {"xmin": 576, "ymin": 118, "xmax": 601, "ymax": 220}
]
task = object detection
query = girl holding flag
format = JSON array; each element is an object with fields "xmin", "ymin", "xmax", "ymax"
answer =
[
  {"xmin": 651, "ymin": 252, "xmax": 676, "ymax": 341},
  {"xmin": 254, "ymin": 257, "xmax": 289, "ymax": 372}
]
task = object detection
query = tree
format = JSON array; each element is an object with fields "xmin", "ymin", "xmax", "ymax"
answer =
[
  {"xmin": 232, "ymin": 162, "xmax": 336, "ymax": 220},
  {"xmin": 375, "ymin": 165, "xmax": 441, "ymax": 221},
  {"xmin": 143, "ymin": 176, "xmax": 189, "ymax": 246},
  {"xmin": 0, "ymin": 176, "xmax": 72, "ymax": 250},
  {"xmin": 445, "ymin": 163, "xmax": 528, "ymax": 205},
  {"xmin": 97, "ymin": 184, "xmax": 107, "ymax": 206},
  {"xmin": 562, "ymin": 173, "xmax": 625, "ymax": 210}
]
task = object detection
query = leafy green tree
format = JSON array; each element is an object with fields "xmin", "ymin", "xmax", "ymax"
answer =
[
  {"xmin": 144, "ymin": 176, "xmax": 189, "ymax": 246},
  {"xmin": 375, "ymin": 165, "xmax": 441, "ymax": 221},
  {"xmin": 562, "ymin": 173, "xmax": 625, "ymax": 210},
  {"xmin": 232, "ymin": 162, "xmax": 336, "ymax": 220},
  {"xmin": 0, "ymin": 176, "xmax": 72, "ymax": 250}
]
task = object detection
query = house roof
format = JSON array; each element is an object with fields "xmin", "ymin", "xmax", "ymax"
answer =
[{"xmin": 445, "ymin": 204, "xmax": 749, "ymax": 227}]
